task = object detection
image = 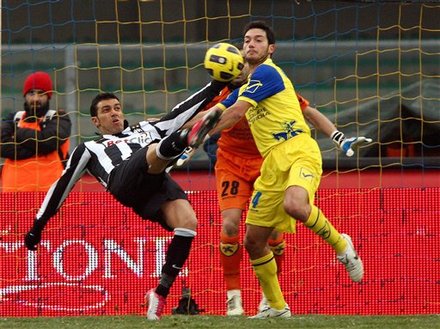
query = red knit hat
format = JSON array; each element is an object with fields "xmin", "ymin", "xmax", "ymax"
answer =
[{"xmin": 22, "ymin": 71, "xmax": 53, "ymax": 99}]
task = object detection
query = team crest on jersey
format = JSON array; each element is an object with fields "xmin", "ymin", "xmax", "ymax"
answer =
[
  {"xmin": 245, "ymin": 79, "xmax": 263, "ymax": 93},
  {"xmin": 130, "ymin": 123, "xmax": 146, "ymax": 134},
  {"xmin": 272, "ymin": 120, "xmax": 304, "ymax": 141}
]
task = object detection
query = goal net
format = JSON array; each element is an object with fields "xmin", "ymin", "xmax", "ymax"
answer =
[{"xmin": 1, "ymin": 1, "xmax": 439, "ymax": 317}]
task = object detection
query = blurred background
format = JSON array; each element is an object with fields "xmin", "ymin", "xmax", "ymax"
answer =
[{"xmin": 2, "ymin": 0, "xmax": 439, "ymax": 169}]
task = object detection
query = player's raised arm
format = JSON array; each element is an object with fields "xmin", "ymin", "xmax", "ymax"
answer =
[{"xmin": 303, "ymin": 105, "xmax": 373, "ymax": 157}]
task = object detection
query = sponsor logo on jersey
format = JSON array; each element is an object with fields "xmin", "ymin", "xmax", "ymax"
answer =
[
  {"xmin": 247, "ymin": 106, "xmax": 269, "ymax": 123},
  {"xmin": 104, "ymin": 133, "xmax": 153, "ymax": 147}
]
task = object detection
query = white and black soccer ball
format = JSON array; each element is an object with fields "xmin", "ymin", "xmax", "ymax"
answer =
[{"xmin": 204, "ymin": 43, "xmax": 244, "ymax": 82}]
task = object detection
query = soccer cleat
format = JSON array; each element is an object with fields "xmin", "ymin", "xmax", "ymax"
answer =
[
  {"xmin": 187, "ymin": 109, "xmax": 222, "ymax": 148},
  {"xmin": 337, "ymin": 233, "xmax": 364, "ymax": 282},
  {"xmin": 258, "ymin": 293, "xmax": 269, "ymax": 313},
  {"xmin": 175, "ymin": 147, "xmax": 195, "ymax": 167},
  {"xmin": 249, "ymin": 304, "xmax": 291, "ymax": 319},
  {"xmin": 145, "ymin": 289, "xmax": 166, "ymax": 320},
  {"xmin": 226, "ymin": 290, "xmax": 244, "ymax": 316}
]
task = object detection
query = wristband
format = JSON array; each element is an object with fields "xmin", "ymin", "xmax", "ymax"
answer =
[{"xmin": 330, "ymin": 130, "xmax": 345, "ymax": 148}]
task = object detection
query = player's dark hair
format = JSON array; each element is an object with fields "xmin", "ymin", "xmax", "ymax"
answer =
[
  {"xmin": 90, "ymin": 92, "xmax": 120, "ymax": 117},
  {"xmin": 243, "ymin": 20, "xmax": 276, "ymax": 45}
]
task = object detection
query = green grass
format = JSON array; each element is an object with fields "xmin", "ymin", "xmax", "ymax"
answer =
[{"xmin": 1, "ymin": 315, "xmax": 439, "ymax": 329}]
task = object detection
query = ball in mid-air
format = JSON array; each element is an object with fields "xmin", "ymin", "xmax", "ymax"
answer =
[{"xmin": 204, "ymin": 43, "xmax": 244, "ymax": 82}]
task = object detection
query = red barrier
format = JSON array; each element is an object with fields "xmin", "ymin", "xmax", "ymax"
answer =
[{"xmin": 1, "ymin": 187, "xmax": 439, "ymax": 316}]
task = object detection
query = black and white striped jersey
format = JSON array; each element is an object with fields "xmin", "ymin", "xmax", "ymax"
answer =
[{"xmin": 35, "ymin": 80, "xmax": 227, "ymax": 222}]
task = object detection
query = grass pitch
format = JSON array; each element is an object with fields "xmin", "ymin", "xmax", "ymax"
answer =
[{"xmin": 1, "ymin": 315, "xmax": 439, "ymax": 329}]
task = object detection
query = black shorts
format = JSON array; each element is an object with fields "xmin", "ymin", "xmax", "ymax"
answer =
[{"xmin": 107, "ymin": 146, "xmax": 188, "ymax": 231}]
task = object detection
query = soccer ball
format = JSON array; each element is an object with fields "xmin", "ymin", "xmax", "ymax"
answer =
[{"xmin": 204, "ymin": 43, "xmax": 244, "ymax": 82}]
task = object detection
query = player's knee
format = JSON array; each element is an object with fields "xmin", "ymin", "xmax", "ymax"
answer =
[
  {"xmin": 178, "ymin": 214, "xmax": 198, "ymax": 231},
  {"xmin": 283, "ymin": 198, "xmax": 308, "ymax": 222},
  {"xmin": 221, "ymin": 209, "xmax": 242, "ymax": 236},
  {"xmin": 222, "ymin": 219, "xmax": 240, "ymax": 237},
  {"xmin": 243, "ymin": 236, "xmax": 255, "ymax": 255},
  {"xmin": 166, "ymin": 218, "xmax": 197, "ymax": 232},
  {"xmin": 146, "ymin": 144, "xmax": 169, "ymax": 174},
  {"xmin": 243, "ymin": 234, "xmax": 265, "ymax": 258},
  {"xmin": 164, "ymin": 202, "xmax": 198, "ymax": 231}
]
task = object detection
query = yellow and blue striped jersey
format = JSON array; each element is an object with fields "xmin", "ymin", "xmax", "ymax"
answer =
[{"xmin": 221, "ymin": 58, "xmax": 310, "ymax": 158}]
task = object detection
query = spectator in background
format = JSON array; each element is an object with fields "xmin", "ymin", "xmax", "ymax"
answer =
[{"xmin": 0, "ymin": 71, "xmax": 71, "ymax": 192}]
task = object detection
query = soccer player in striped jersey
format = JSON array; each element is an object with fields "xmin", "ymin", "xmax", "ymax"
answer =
[
  {"xmin": 23, "ymin": 80, "xmax": 225, "ymax": 321},
  {"xmin": 202, "ymin": 21, "xmax": 371, "ymax": 318}
]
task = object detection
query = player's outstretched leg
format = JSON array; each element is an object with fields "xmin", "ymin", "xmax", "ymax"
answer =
[
  {"xmin": 337, "ymin": 233, "xmax": 364, "ymax": 282},
  {"xmin": 303, "ymin": 205, "xmax": 364, "ymax": 282},
  {"xmin": 187, "ymin": 109, "xmax": 222, "ymax": 148}
]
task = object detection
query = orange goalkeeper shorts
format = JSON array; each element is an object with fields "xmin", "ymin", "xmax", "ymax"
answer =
[{"xmin": 214, "ymin": 148, "xmax": 263, "ymax": 212}]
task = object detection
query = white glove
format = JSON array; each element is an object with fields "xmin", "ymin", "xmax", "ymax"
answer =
[
  {"xmin": 176, "ymin": 147, "xmax": 195, "ymax": 167},
  {"xmin": 331, "ymin": 130, "xmax": 373, "ymax": 157}
]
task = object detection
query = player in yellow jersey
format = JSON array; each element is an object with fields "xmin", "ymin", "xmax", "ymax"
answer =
[{"xmin": 202, "ymin": 21, "xmax": 372, "ymax": 318}]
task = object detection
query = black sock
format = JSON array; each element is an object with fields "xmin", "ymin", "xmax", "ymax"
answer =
[
  {"xmin": 155, "ymin": 228, "xmax": 196, "ymax": 297},
  {"xmin": 156, "ymin": 130, "xmax": 188, "ymax": 160}
]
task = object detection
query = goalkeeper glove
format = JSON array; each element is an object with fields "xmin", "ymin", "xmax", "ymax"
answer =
[
  {"xmin": 176, "ymin": 147, "xmax": 195, "ymax": 167},
  {"xmin": 331, "ymin": 130, "xmax": 372, "ymax": 157}
]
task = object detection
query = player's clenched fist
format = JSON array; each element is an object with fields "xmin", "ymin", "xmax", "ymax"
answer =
[{"xmin": 24, "ymin": 226, "xmax": 42, "ymax": 250}]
